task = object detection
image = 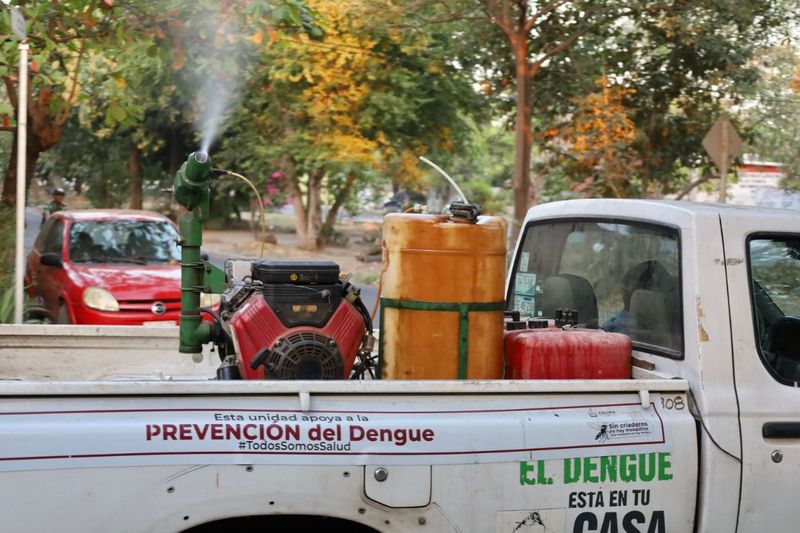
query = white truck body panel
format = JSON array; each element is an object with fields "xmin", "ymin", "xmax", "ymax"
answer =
[
  {"xmin": 0, "ymin": 325, "xmax": 218, "ymax": 381},
  {"xmin": 720, "ymin": 208, "xmax": 800, "ymax": 531},
  {"xmin": 0, "ymin": 390, "xmax": 697, "ymax": 533}
]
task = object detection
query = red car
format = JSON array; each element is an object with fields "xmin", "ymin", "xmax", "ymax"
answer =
[{"xmin": 26, "ymin": 210, "xmax": 184, "ymax": 325}]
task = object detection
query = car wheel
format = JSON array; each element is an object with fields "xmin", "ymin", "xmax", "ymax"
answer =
[
  {"xmin": 23, "ymin": 307, "xmax": 55, "ymax": 324},
  {"xmin": 57, "ymin": 303, "xmax": 72, "ymax": 325}
]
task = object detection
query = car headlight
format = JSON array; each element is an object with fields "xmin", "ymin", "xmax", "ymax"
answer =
[
  {"xmin": 83, "ymin": 287, "xmax": 120, "ymax": 312},
  {"xmin": 200, "ymin": 292, "xmax": 221, "ymax": 308}
]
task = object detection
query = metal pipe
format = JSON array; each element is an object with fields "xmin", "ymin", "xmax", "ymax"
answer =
[
  {"xmin": 14, "ymin": 42, "xmax": 28, "ymax": 324},
  {"xmin": 174, "ymin": 152, "xmax": 213, "ymax": 353}
]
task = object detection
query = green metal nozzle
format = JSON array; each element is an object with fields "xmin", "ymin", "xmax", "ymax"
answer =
[
  {"xmin": 174, "ymin": 151, "xmax": 213, "ymax": 214},
  {"xmin": 174, "ymin": 151, "xmax": 214, "ymax": 354}
]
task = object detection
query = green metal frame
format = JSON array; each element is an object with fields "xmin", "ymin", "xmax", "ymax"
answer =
[{"xmin": 377, "ymin": 297, "xmax": 504, "ymax": 379}]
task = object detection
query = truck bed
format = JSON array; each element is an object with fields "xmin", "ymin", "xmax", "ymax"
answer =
[
  {"xmin": 0, "ymin": 325, "xmax": 695, "ymax": 533},
  {"xmin": 0, "ymin": 324, "xmax": 684, "ymax": 394}
]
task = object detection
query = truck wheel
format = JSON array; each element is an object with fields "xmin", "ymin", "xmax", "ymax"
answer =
[{"xmin": 57, "ymin": 304, "xmax": 72, "ymax": 325}]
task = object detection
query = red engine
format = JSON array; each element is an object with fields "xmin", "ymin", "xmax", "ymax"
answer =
[{"xmin": 218, "ymin": 260, "xmax": 372, "ymax": 380}]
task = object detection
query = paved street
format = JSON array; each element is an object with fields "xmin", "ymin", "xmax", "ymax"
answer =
[{"xmin": 24, "ymin": 207, "xmax": 40, "ymax": 258}]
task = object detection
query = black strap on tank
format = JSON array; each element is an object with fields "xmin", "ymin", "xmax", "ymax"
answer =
[{"xmin": 378, "ymin": 297, "xmax": 505, "ymax": 379}]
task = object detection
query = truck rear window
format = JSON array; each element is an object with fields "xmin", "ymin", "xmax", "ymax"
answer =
[
  {"xmin": 508, "ymin": 219, "xmax": 682, "ymax": 356},
  {"xmin": 749, "ymin": 236, "xmax": 800, "ymax": 383}
]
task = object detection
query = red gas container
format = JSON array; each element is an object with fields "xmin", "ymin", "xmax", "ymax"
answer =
[{"xmin": 504, "ymin": 328, "xmax": 632, "ymax": 379}]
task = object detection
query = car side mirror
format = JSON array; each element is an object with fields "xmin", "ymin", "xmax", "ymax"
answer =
[{"xmin": 40, "ymin": 253, "xmax": 63, "ymax": 269}]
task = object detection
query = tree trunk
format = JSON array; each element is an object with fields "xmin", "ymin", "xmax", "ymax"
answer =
[
  {"xmin": 299, "ymin": 168, "xmax": 324, "ymax": 251},
  {"xmin": 511, "ymin": 33, "xmax": 533, "ymax": 242},
  {"xmin": 2, "ymin": 83, "xmax": 63, "ymax": 205},
  {"xmin": 484, "ymin": 1, "xmax": 535, "ymax": 244},
  {"xmin": 283, "ymin": 157, "xmax": 309, "ymax": 245},
  {"xmin": 320, "ymin": 173, "xmax": 356, "ymax": 243},
  {"xmin": 128, "ymin": 142, "xmax": 143, "ymax": 209},
  {"xmin": 289, "ymin": 179, "xmax": 307, "ymax": 243},
  {"xmin": 2, "ymin": 132, "xmax": 44, "ymax": 206}
]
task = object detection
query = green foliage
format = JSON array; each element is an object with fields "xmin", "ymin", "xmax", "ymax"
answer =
[
  {"xmin": 4, "ymin": 0, "xmax": 798, "ymax": 228},
  {"xmin": 0, "ymin": 287, "xmax": 53, "ymax": 324},
  {"xmin": 0, "ymin": 203, "xmax": 14, "ymax": 292},
  {"xmin": 38, "ymin": 117, "xmax": 134, "ymax": 207},
  {"xmin": 459, "ymin": 0, "xmax": 796, "ymax": 198},
  {"xmin": 739, "ymin": 44, "xmax": 800, "ymax": 186},
  {"xmin": 0, "ymin": 2, "xmax": 128, "ymax": 149},
  {"xmin": 434, "ymin": 120, "xmax": 514, "ymax": 214},
  {"xmin": 215, "ymin": 0, "xmax": 480, "ymax": 241}
]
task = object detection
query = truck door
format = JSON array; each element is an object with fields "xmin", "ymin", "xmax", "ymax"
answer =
[{"xmin": 721, "ymin": 214, "xmax": 800, "ymax": 531}]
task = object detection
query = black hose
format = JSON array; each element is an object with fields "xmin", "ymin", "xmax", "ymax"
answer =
[
  {"xmin": 198, "ymin": 306, "xmax": 234, "ymax": 360},
  {"xmin": 343, "ymin": 281, "xmax": 373, "ymax": 333},
  {"xmin": 198, "ymin": 306, "xmax": 223, "ymax": 325},
  {"xmin": 355, "ymin": 296, "xmax": 373, "ymax": 334}
]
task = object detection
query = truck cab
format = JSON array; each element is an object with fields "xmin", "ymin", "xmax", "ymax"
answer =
[{"xmin": 508, "ymin": 199, "xmax": 800, "ymax": 532}]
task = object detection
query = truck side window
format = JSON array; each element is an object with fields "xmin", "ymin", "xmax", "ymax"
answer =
[
  {"xmin": 508, "ymin": 219, "xmax": 682, "ymax": 357},
  {"xmin": 748, "ymin": 236, "xmax": 800, "ymax": 384}
]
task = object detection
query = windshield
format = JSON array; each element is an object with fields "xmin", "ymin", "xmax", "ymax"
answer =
[{"xmin": 68, "ymin": 220, "xmax": 180, "ymax": 264}]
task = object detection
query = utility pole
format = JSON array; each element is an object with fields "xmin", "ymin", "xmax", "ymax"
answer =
[{"xmin": 11, "ymin": 7, "xmax": 28, "ymax": 324}]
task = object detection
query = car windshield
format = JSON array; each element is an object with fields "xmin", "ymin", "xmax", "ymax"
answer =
[{"xmin": 68, "ymin": 220, "xmax": 180, "ymax": 264}]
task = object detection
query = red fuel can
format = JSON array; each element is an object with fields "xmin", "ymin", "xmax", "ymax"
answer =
[{"xmin": 504, "ymin": 328, "xmax": 632, "ymax": 379}]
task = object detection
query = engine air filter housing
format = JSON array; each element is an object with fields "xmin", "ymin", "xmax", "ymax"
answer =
[{"xmin": 252, "ymin": 260, "xmax": 340, "ymax": 285}]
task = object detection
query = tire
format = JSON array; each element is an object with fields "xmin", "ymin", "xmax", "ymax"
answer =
[
  {"xmin": 57, "ymin": 303, "xmax": 72, "ymax": 325},
  {"xmin": 22, "ymin": 308, "xmax": 55, "ymax": 324}
]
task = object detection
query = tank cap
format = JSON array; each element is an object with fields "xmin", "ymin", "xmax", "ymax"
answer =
[
  {"xmin": 528, "ymin": 318, "xmax": 549, "ymax": 329},
  {"xmin": 505, "ymin": 320, "xmax": 527, "ymax": 331},
  {"xmin": 448, "ymin": 201, "xmax": 481, "ymax": 222}
]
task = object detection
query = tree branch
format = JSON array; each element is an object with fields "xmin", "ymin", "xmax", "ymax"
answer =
[
  {"xmin": 56, "ymin": 37, "xmax": 87, "ymax": 126},
  {"xmin": 484, "ymin": 0, "xmax": 516, "ymax": 40},
  {"xmin": 675, "ymin": 173, "xmax": 711, "ymax": 200},
  {"xmin": 532, "ymin": 24, "xmax": 594, "ymax": 74},
  {"xmin": 524, "ymin": 0, "xmax": 565, "ymax": 34},
  {"xmin": 530, "ymin": 6, "xmax": 641, "ymax": 77}
]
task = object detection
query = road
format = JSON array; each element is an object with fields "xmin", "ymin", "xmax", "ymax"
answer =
[{"xmin": 24, "ymin": 207, "xmax": 41, "ymax": 258}]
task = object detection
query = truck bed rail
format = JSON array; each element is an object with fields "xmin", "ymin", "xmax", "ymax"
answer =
[{"xmin": 0, "ymin": 378, "xmax": 689, "ymax": 397}]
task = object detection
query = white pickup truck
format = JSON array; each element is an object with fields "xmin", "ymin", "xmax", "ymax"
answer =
[{"xmin": 0, "ymin": 199, "xmax": 798, "ymax": 533}]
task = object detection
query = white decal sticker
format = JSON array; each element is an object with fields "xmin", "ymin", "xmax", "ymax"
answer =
[
  {"xmin": 519, "ymin": 251, "xmax": 530, "ymax": 272},
  {"xmin": 0, "ymin": 398, "xmax": 670, "ymax": 471},
  {"xmin": 514, "ymin": 295, "xmax": 536, "ymax": 316},
  {"xmin": 514, "ymin": 272, "xmax": 538, "ymax": 296}
]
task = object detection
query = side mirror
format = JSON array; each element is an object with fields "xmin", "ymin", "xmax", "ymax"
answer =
[{"xmin": 40, "ymin": 253, "xmax": 64, "ymax": 269}]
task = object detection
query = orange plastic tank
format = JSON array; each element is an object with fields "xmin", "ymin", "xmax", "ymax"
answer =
[{"xmin": 379, "ymin": 213, "xmax": 507, "ymax": 379}]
